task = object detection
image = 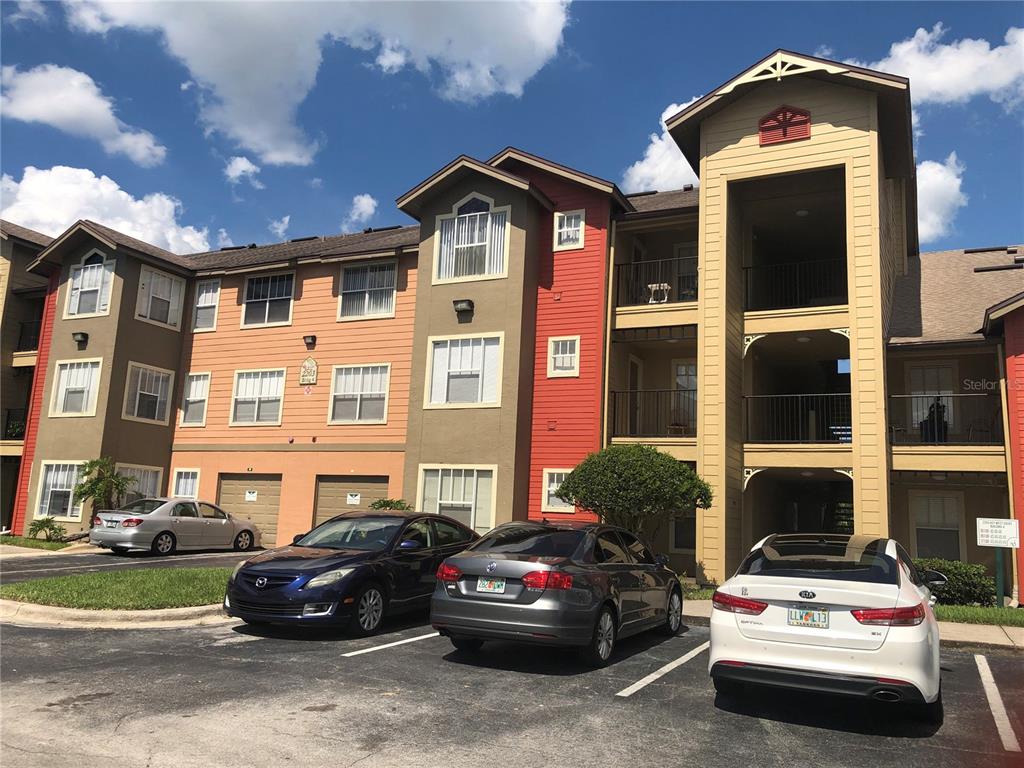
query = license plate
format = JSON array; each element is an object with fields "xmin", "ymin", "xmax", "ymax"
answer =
[
  {"xmin": 106, "ymin": 520, "xmax": 118, "ymax": 528},
  {"xmin": 788, "ymin": 607, "xmax": 829, "ymax": 628},
  {"xmin": 476, "ymin": 577, "xmax": 506, "ymax": 594}
]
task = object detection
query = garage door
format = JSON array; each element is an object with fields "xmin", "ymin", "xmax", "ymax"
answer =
[
  {"xmin": 217, "ymin": 474, "xmax": 282, "ymax": 547},
  {"xmin": 313, "ymin": 475, "xmax": 389, "ymax": 527}
]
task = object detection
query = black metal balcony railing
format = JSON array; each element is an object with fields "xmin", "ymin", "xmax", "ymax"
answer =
[
  {"xmin": 3, "ymin": 408, "xmax": 27, "ymax": 440},
  {"xmin": 16, "ymin": 320, "xmax": 41, "ymax": 352},
  {"xmin": 889, "ymin": 394, "xmax": 1003, "ymax": 445},
  {"xmin": 744, "ymin": 258, "xmax": 847, "ymax": 311},
  {"xmin": 610, "ymin": 389, "xmax": 698, "ymax": 438},
  {"xmin": 744, "ymin": 394, "xmax": 852, "ymax": 443},
  {"xmin": 616, "ymin": 257, "xmax": 698, "ymax": 307}
]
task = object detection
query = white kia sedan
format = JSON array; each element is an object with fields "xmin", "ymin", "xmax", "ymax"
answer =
[{"xmin": 709, "ymin": 533, "xmax": 946, "ymax": 721}]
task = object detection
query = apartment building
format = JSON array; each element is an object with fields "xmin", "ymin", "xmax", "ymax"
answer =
[{"xmin": 6, "ymin": 49, "xmax": 1022, "ymax": 597}]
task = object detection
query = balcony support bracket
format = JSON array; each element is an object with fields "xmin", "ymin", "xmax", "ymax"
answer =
[
  {"xmin": 829, "ymin": 327, "xmax": 850, "ymax": 340},
  {"xmin": 743, "ymin": 334, "xmax": 766, "ymax": 357},
  {"xmin": 742, "ymin": 467, "xmax": 766, "ymax": 491},
  {"xmin": 833, "ymin": 468, "xmax": 854, "ymax": 481}
]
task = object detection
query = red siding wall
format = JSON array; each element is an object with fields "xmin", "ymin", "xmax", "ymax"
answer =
[
  {"xmin": 1004, "ymin": 309, "xmax": 1024, "ymax": 597},
  {"xmin": 11, "ymin": 271, "xmax": 58, "ymax": 535}
]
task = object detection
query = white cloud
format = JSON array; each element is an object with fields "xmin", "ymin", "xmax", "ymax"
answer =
[
  {"xmin": 621, "ymin": 99, "xmax": 701, "ymax": 194},
  {"xmin": 216, "ymin": 228, "xmax": 234, "ymax": 248},
  {"xmin": 1, "ymin": 64, "xmax": 166, "ymax": 166},
  {"xmin": 268, "ymin": 215, "xmax": 291, "ymax": 239},
  {"xmin": 224, "ymin": 156, "xmax": 264, "ymax": 189},
  {"xmin": 341, "ymin": 193, "xmax": 378, "ymax": 232},
  {"xmin": 0, "ymin": 165, "xmax": 209, "ymax": 253},
  {"xmin": 180, "ymin": 80, "xmax": 194, "ymax": 92},
  {"xmin": 65, "ymin": 1, "xmax": 570, "ymax": 166},
  {"xmin": 916, "ymin": 152, "xmax": 967, "ymax": 244},
  {"xmin": 308, "ymin": 177, "xmax": 323, "ymax": 189},
  {"xmin": 4, "ymin": 1, "xmax": 48, "ymax": 24}
]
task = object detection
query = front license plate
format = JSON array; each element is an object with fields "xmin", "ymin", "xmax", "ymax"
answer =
[
  {"xmin": 476, "ymin": 577, "xmax": 506, "ymax": 594},
  {"xmin": 106, "ymin": 520, "xmax": 118, "ymax": 528},
  {"xmin": 787, "ymin": 607, "xmax": 829, "ymax": 628}
]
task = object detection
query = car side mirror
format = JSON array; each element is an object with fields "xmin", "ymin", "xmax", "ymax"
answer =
[
  {"xmin": 922, "ymin": 569, "xmax": 947, "ymax": 590},
  {"xmin": 398, "ymin": 539, "xmax": 423, "ymax": 551},
  {"xmin": 292, "ymin": 534, "xmax": 305, "ymax": 545},
  {"xmin": 655, "ymin": 553, "xmax": 670, "ymax": 568}
]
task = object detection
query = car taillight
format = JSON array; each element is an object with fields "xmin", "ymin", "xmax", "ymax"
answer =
[
  {"xmin": 521, "ymin": 571, "xmax": 573, "ymax": 590},
  {"xmin": 852, "ymin": 602, "xmax": 925, "ymax": 626},
  {"xmin": 92, "ymin": 516, "xmax": 103, "ymax": 526},
  {"xmin": 121, "ymin": 518, "xmax": 144, "ymax": 528},
  {"xmin": 436, "ymin": 563, "xmax": 461, "ymax": 582},
  {"xmin": 712, "ymin": 589, "xmax": 768, "ymax": 615}
]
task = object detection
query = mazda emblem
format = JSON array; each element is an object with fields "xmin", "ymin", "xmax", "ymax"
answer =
[
  {"xmin": 486, "ymin": 561, "xmax": 497, "ymax": 573},
  {"xmin": 799, "ymin": 590, "xmax": 816, "ymax": 600},
  {"xmin": 255, "ymin": 576, "xmax": 268, "ymax": 588}
]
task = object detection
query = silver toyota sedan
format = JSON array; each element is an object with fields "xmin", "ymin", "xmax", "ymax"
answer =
[{"xmin": 90, "ymin": 498, "xmax": 262, "ymax": 555}]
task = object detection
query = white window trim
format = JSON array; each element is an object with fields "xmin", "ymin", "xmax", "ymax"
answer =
[
  {"xmin": 178, "ymin": 371, "xmax": 212, "ymax": 428},
  {"xmin": 669, "ymin": 509, "xmax": 698, "ymax": 555},
  {"xmin": 135, "ymin": 265, "xmax": 186, "ymax": 332},
  {"xmin": 423, "ymin": 332, "xmax": 505, "ymax": 410},
  {"xmin": 431, "ymin": 192, "xmax": 512, "ymax": 286},
  {"xmin": 907, "ymin": 488, "xmax": 967, "ymax": 559},
  {"xmin": 228, "ymin": 367, "xmax": 287, "ymax": 427},
  {"xmin": 240, "ymin": 271, "xmax": 296, "ymax": 329},
  {"xmin": 552, "ymin": 209, "xmax": 586, "ymax": 252},
  {"xmin": 337, "ymin": 259, "xmax": 398, "ymax": 322},
  {"xmin": 541, "ymin": 468, "xmax": 575, "ymax": 513},
  {"xmin": 547, "ymin": 335, "xmax": 581, "ymax": 379},
  {"xmin": 416, "ymin": 463, "xmax": 498, "ymax": 532},
  {"xmin": 192, "ymin": 278, "xmax": 221, "ymax": 333},
  {"xmin": 115, "ymin": 463, "xmax": 164, "ymax": 500},
  {"xmin": 121, "ymin": 360, "xmax": 176, "ymax": 426},
  {"xmin": 49, "ymin": 357, "xmax": 103, "ymax": 418},
  {"xmin": 171, "ymin": 468, "xmax": 201, "ymax": 500},
  {"xmin": 326, "ymin": 363, "xmax": 391, "ymax": 425},
  {"xmin": 63, "ymin": 249, "xmax": 115, "ymax": 320},
  {"xmin": 34, "ymin": 460, "xmax": 86, "ymax": 521}
]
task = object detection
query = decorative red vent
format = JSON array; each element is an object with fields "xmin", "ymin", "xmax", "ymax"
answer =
[{"xmin": 759, "ymin": 105, "xmax": 811, "ymax": 146}]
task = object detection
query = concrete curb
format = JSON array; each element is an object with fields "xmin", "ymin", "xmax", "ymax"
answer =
[
  {"xmin": 0, "ymin": 542, "xmax": 98, "ymax": 559},
  {"xmin": 0, "ymin": 599, "xmax": 233, "ymax": 630}
]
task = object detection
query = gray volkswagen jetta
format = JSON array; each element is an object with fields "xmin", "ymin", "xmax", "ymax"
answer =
[{"xmin": 431, "ymin": 520, "xmax": 682, "ymax": 666}]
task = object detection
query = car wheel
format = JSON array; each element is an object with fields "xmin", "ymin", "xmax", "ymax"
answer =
[
  {"xmin": 350, "ymin": 583, "xmax": 387, "ymax": 636},
  {"xmin": 659, "ymin": 588, "xmax": 683, "ymax": 636},
  {"xmin": 233, "ymin": 530, "xmax": 254, "ymax": 551},
  {"xmin": 713, "ymin": 677, "xmax": 744, "ymax": 697},
  {"xmin": 151, "ymin": 532, "xmax": 176, "ymax": 556},
  {"xmin": 580, "ymin": 605, "xmax": 616, "ymax": 668},
  {"xmin": 916, "ymin": 688, "xmax": 943, "ymax": 724},
  {"xmin": 450, "ymin": 637, "xmax": 484, "ymax": 653}
]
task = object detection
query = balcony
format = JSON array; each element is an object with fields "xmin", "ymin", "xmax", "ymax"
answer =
[
  {"xmin": 744, "ymin": 393, "xmax": 852, "ymax": 443},
  {"xmin": 615, "ymin": 256, "xmax": 698, "ymax": 308},
  {"xmin": 889, "ymin": 394, "xmax": 1003, "ymax": 445},
  {"xmin": 3, "ymin": 409, "xmax": 26, "ymax": 441},
  {"xmin": 609, "ymin": 389, "xmax": 697, "ymax": 438},
  {"xmin": 744, "ymin": 258, "xmax": 847, "ymax": 312},
  {"xmin": 16, "ymin": 320, "xmax": 41, "ymax": 352}
]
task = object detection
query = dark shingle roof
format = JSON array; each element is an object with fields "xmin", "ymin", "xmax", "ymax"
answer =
[
  {"xmin": 81, "ymin": 220, "xmax": 195, "ymax": 269},
  {"xmin": 0, "ymin": 219, "xmax": 53, "ymax": 248},
  {"xmin": 622, "ymin": 188, "xmax": 699, "ymax": 215}
]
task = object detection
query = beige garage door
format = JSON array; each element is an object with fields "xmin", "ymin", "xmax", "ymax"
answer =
[
  {"xmin": 313, "ymin": 475, "xmax": 389, "ymax": 527},
  {"xmin": 218, "ymin": 474, "xmax": 282, "ymax": 547}
]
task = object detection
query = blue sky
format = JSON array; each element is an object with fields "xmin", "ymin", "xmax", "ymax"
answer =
[{"xmin": 1, "ymin": 1, "xmax": 1021, "ymax": 254}]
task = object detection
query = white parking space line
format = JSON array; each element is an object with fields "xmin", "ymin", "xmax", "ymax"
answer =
[
  {"xmin": 975, "ymin": 654, "xmax": 1022, "ymax": 753},
  {"xmin": 342, "ymin": 632, "xmax": 440, "ymax": 658},
  {"xmin": 615, "ymin": 640, "xmax": 710, "ymax": 698},
  {"xmin": 6, "ymin": 551, "xmax": 248, "ymax": 575},
  {"xmin": 208, "ymin": 635, "xmax": 265, "ymax": 647}
]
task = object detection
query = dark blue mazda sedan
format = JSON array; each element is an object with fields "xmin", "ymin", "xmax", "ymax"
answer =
[{"xmin": 225, "ymin": 510, "xmax": 478, "ymax": 634}]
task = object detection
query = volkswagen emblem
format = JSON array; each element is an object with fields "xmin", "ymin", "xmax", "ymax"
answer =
[
  {"xmin": 486, "ymin": 561, "xmax": 498, "ymax": 573},
  {"xmin": 255, "ymin": 576, "xmax": 268, "ymax": 588},
  {"xmin": 799, "ymin": 590, "xmax": 816, "ymax": 600}
]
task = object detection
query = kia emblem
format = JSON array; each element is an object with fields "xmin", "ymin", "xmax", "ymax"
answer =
[
  {"xmin": 799, "ymin": 590, "xmax": 816, "ymax": 600},
  {"xmin": 255, "ymin": 576, "xmax": 268, "ymax": 588},
  {"xmin": 486, "ymin": 561, "xmax": 497, "ymax": 573}
]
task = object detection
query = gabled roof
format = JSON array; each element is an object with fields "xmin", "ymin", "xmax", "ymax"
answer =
[
  {"xmin": 487, "ymin": 147, "xmax": 634, "ymax": 212},
  {"xmin": 0, "ymin": 219, "xmax": 54, "ymax": 249},
  {"xmin": 983, "ymin": 290, "xmax": 1024, "ymax": 336},
  {"xmin": 620, "ymin": 188, "xmax": 699, "ymax": 219},
  {"xmin": 28, "ymin": 219, "xmax": 193, "ymax": 274},
  {"xmin": 396, "ymin": 155, "xmax": 555, "ymax": 219}
]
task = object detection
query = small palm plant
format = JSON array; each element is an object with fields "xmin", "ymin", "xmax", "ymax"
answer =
[
  {"xmin": 74, "ymin": 458, "xmax": 136, "ymax": 526},
  {"xmin": 368, "ymin": 498, "xmax": 413, "ymax": 511}
]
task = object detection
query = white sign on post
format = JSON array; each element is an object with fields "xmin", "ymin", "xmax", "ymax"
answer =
[
  {"xmin": 347, "ymin": 492, "xmax": 361, "ymax": 506},
  {"xmin": 976, "ymin": 518, "xmax": 1020, "ymax": 549},
  {"xmin": 245, "ymin": 490, "xmax": 258, "ymax": 503}
]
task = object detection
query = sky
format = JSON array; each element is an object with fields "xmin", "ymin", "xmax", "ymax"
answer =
[{"xmin": 1, "ymin": 1, "xmax": 1022, "ymax": 254}]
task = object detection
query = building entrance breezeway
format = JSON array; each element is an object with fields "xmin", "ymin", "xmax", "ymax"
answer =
[{"xmin": 744, "ymin": 468, "xmax": 854, "ymax": 546}]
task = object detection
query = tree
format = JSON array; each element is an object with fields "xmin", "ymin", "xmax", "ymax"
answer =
[
  {"xmin": 74, "ymin": 458, "xmax": 135, "ymax": 525},
  {"xmin": 369, "ymin": 498, "xmax": 413, "ymax": 511},
  {"xmin": 556, "ymin": 444, "xmax": 712, "ymax": 535}
]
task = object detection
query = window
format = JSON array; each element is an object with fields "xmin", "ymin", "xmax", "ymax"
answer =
[
  {"xmin": 435, "ymin": 195, "xmax": 508, "ymax": 282},
  {"xmin": 231, "ymin": 369, "xmax": 285, "ymax": 424},
  {"xmin": 36, "ymin": 462, "xmax": 83, "ymax": 519},
  {"xmin": 594, "ymin": 532, "xmax": 628, "ymax": 564},
  {"xmin": 420, "ymin": 467, "xmax": 494, "ymax": 531},
  {"xmin": 428, "ymin": 335, "xmax": 502, "ymax": 407},
  {"xmin": 51, "ymin": 359, "xmax": 101, "ymax": 416},
  {"xmin": 671, "ymin": 508, "xmax": 697, "ymax": 553},
  {"xmin": 66, "ymin": 251, "xmax": 114, "ymax": 317},
  {"xmin": 547, "ymin": 336, "xmax": 579, "ymax": 378},
  {"xmin": 553, "ymin": 210, "xmax": 585, "ymax": 251},
  {"xmin": 242, "ymin": 273, "xmax": 294, "ymax": 327},
  {"xmin": 172, "ymin": 502, "xmax": 198, "ymax": 518},
  {"xmin": 136, "ymin": 266, "xmax": 185, "ymax": 329},
  {"xmin": 909, "ymin": 364, "xmax": 957, "ymax": 431},
  {"xmin": 910, "ymin": 491, "xmax": 964, "ymax": 560},
  {"xmin": 339, "ymin": 262, "xmax": 396, "ymax": 320},
  {"xmin": 433, "ymin": 518, "xmax": 474, "ymax": 546},
  {"xmin": 173, "ymin": 469, "xmax": 199, "ymax": 499},
  {"xmin": 117, "ymin": 464, "xmax": 163, "ymax": 503},
  {"xmin": 329, "ymin": 365, "xmax": 389, "ymax": 423},
  {"xmin": 199, "ymin": 503, "xmax": 227, "ymax": 520},
  {"xmin": 193, "ymin": 279, "xmax": 220, "ymax": 331},
  {"xmin": 618, "ymin": 531, "xmax": 657, "ymax": 564},
  {"xmin": 400, "ymin": 519, "xmax": 433, "ymax": 548},
  {"xmin": 123, "ymin": 363, "xmax": 174, "ymax": 424},
  {"xmin": 672, "ymin": 360, "xmax": 697, "ymax": 435},
  {"xmin": 542, "ymin": 469, "xmax": 573, "ymax": 512},
  {"xmin": 180, "ymin": 373, "xmax": 211, "ymax": 426}
]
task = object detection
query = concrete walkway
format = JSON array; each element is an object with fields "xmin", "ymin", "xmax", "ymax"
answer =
[
  {"xmin": 0, "ymin": 599, "xmax": 231, "ymax": 629},
  {"xmin": 0, "ymin": 542, "xmax": 97, "ymax": 558}
]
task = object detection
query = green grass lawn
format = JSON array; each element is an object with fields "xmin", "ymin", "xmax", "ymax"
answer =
[
  {"xmin": 683, "ymin": 586, "xmax": 715, "ymax": 601},
  {"xmin": 0, "ymin": 567, "xmax": 232, "ymax": 610},
  {"xmin": 935, "ymin": 604, "xmax": 1024, "ymax": 627},
  {"xmin": 0, "ymin": 535, "xmax": 69, "ymax": 551}
]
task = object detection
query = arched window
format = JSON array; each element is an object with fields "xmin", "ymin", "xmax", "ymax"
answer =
[
  {"xmin": 436, "ymin": 194, "xmax": 508, "ymax": 281},
  {"xmin": 67, "ymin": 249, "xmax": 114, "ymax": 317},
  {"xmin": 758, "ymin": 105, "xmax": 811, "ymax": 146}
]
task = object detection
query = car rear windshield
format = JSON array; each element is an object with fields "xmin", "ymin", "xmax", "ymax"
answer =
[
  {"xmin": 295, "ymin": 518, "xmax": 402, "ymax": 551},
  {"xmin": 736, "ymin": 538, "xmax": 899, "ymax": 585},
  {"xmin": 470, "ymin": 526, "xmax": 585, "ymax": 558},
  {"xmin": 116, "ymin": 499, "xmax": 164, "ymax": 515}
]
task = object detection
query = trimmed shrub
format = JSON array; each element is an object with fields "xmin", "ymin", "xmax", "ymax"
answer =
[{"xmin": 913, "ymin": 557, "xmax": 996, "ymax": 606}]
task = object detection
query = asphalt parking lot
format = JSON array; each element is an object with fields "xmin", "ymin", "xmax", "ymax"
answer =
[
  {"xmin": 0, "ymin": 549, "xmax": 252, "ymax": 585},
  {"xmin": 1, "ymin": 611, "xmax": 1021, "ymax": 768}
]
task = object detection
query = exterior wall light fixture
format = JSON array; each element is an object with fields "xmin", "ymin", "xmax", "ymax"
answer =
[
  {"xmin": 71, "ymin": 331, "xmax": 89, "ymax": 345},
  {"xmin": 453, "ymin": 299, "xmax": 474, "ymax": 314},
  {"xmin": 303, "ymin": 334, "xmax": 317, "ymax": 347}
]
